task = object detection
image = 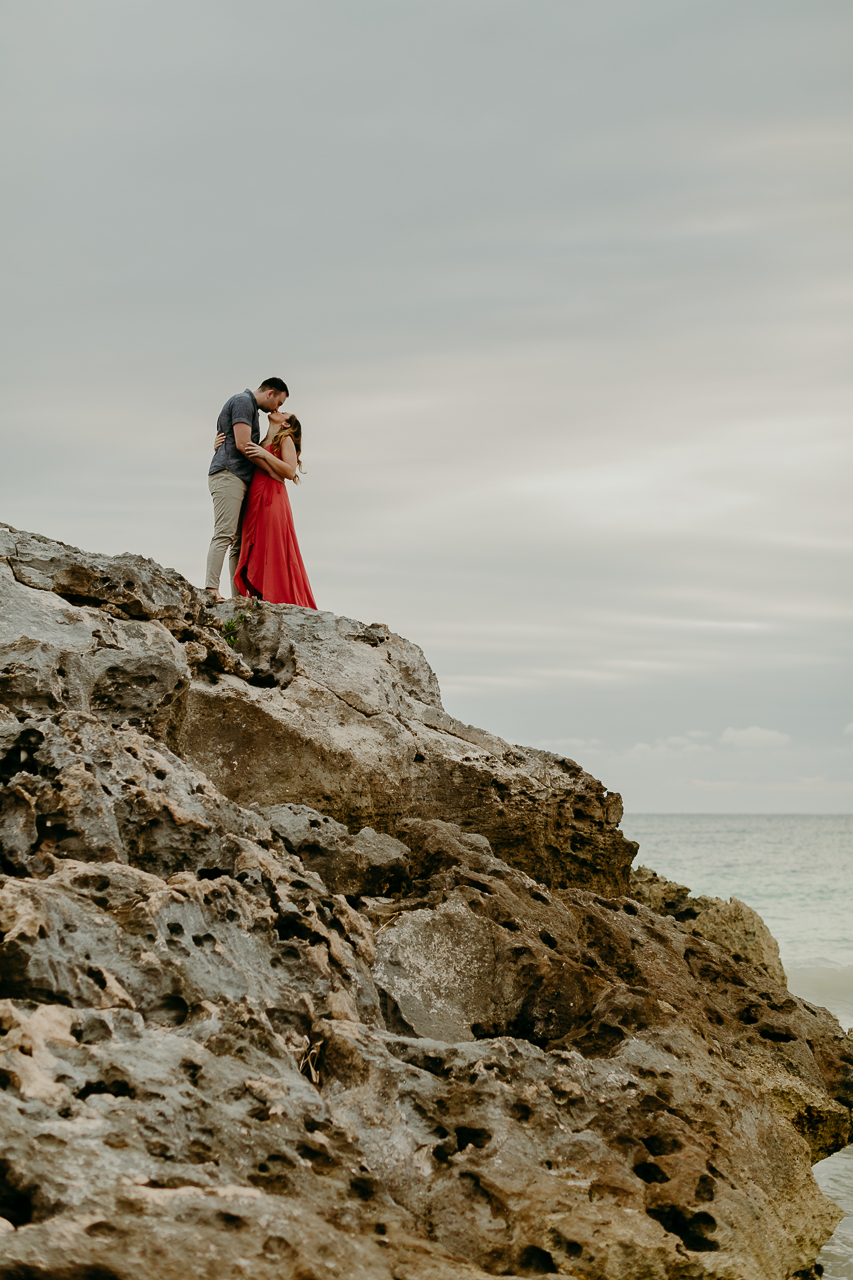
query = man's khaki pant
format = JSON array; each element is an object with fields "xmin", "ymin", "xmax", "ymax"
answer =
[{"xmin": 205, "ymin": 470, "xmax": 248, "ymax": 596}]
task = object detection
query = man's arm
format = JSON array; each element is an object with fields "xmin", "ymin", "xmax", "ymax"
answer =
[{"xmin": 231, "ymin": 421, "xmax": 275, "ymax": 473}]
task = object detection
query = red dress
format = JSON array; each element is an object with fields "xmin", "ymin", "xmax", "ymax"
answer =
[{"xmin": 234, "ymin": 445, "xmax": 317, "ymax": 608}]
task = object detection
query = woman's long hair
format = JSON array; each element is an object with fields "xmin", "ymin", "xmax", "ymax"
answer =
[{"xmin": 271, "ymin": 415, "xmax": 304, "ymax": 483}]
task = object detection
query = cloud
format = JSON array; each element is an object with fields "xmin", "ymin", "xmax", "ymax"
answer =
[
  {"xmin": 627, "ymin": 739, "xmax": 713, "ymax": 757},
  {"xmin": 719, "ymin": 726, "xmax": 792, "ymax": 750}
]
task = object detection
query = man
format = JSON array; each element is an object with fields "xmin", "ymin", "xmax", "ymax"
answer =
[{"xmin": 204, "ymin": 378, "xmax": 289, "ymax": 599}]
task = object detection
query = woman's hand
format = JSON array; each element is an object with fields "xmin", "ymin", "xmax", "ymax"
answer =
[
  {"xmin": 213, "ymin": 431, "xmax": 226, "ymax": 449},
  {"xmin": 243, "ymin": 442, "xmax": 266, "ymax": 459}
]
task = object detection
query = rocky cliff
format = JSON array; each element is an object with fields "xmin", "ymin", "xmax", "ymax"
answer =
[{"xmin": 0, "ymin": 522, "xmax": 850, "ymax": 1280}]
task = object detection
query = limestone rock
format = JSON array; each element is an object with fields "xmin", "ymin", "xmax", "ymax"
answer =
[
  {"xmin": 0, "ymin": 522, "xmax": 207, "ymax": 629},
  {"xmin": 174, "ymin": 601, "xmax": 637, "ymax": 896},
  {"xmin": 0, "ymin": 527, "xmax": 250, "ymax": 740},
  {"xmin": 630, "ymin": 865, "xmax": 787, "ymax": 986},
  {"xmin": 0, "ymin": 560, "xmax": 190, "ymax": 731},
  {"xmin": 0, "ymin": 712, "xmax": 272, "ymax": 879},
  {"xmin": 262, "ymin": 802, "xmax": 412, "ymax": 899},
  {"xmin": 0, "ymin": 524, "xmax": 850, "ymax": 1280}
]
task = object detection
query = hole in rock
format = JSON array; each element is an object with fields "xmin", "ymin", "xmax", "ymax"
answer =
[
  {"xmin": 72, "ymin": 875, "xmax": 111, "ymax": 893},
  {"xmin": 145, "ymin": 1141, "xmax": 173, "ymax": 1160},
  {"xmin": 509, "ymin": 1102, "xmax": 532, "ymax": 1122},
  {"xmin": 646, "ymin": 1206, "xmax": 719, "ymax": 1252},
  {"xmin": 76, "ymin": 1079, "xmax": 135, "ymax": 1101},
  {"xmin": 0, "ymin": 729, "xmax": 46, "ymax": 784},
  {"xmin": 695, "ymin": 1174, "xmax": 716, "ymax": 1202},
  {"xmin": 539, "ymin": 930, "xmax": 558, "ymax": 950},
  {"xmin": 570, "ymin": 1023, "xmax": 626, "ymax": 1058},
  {"xmin": 634, "ymin": 1161, "xmax": 670, "ymax": 1184},
  {"xmin": 86, "ymin": 968, "xmax": 108, "ymax": 991},
  {"xmin": 275, "ymin": 915, "xmax": 316, "ymax": 945},
  {"xmin": 374, "ymin": 1223, "xmax": 387, "ymax": 1235},
  {"xmin": 250, "ymin": 1169, "xmax": 293, "ymax": 1196},
  {"xmin": 471, "ymin": 1020, "xmax": 504, "ymax": 1041},
  {"xmin": 248, "ymin": 672, "xmax": 277, "ymax": 688},
  {"xmin": 187, "ymin": 1140, "xmax": 217, "ymax": 1165},
  {"xmin": 146, "ymin": 995, "xmax": 189, "ymax": 1027},
  {"xmin": 643, "ymin": 1133, "xmax": 682, "ymax": 1156},
  {"xmin": 197, "ymin": 868, "xmax": 229, "ymax": 881},
  {"xmin": 622, "ymin": 902, "xmax": 638, "ymax": 916},
  {"xmin": 296, "ymin": 1114, "xmax": 326, "ymax": 1136},
  {"xmin": 517, "ymin": 1245, "xmax": 558, "ymax": 1274},
  {"xmin": 758, "ymin": 1026, "xmax": 797, "ymax": 1043},
  {"xmin": 455, "ymin": 1126, "xmax": 491, "ymax": 1152},
  {"xmin": 349, "ymin": 1174, "xmax": 378, "ymax": 1200},
  {"xmin": 551, "ymin": 1235, "xmax": 583, "ymax": 1259},
  {"xmin": 528, "ymin": 890, "xmax": 550, "ymax": 905},
  {"xmin": 296, "ymin": 1142, "xmax": 338, "ymax": 1172},
  {"xmin": 35, "ymin": 816, "xmax": 75, "ymax": 846},
  {"xmin": 263, "ymin": 1152, "xmax": 296, "ymax": 1169},
  {"xmin": 217, "ymin": 1212, "xmax": 247, "ymax": 1230},
  {"xmin": 0, "ymin": 1270, "xmax": 124, "ymax": 1280},
  {"xmin": 0, "ymin": 1160, "xmax": 35, "ymax": 1227},
  {"xmin": 84, "ymin": 1221, "xmax": 121, "ymax": 1238},
  {"xmin": 167, "ymin": 923, "xmax": 184, "ymax": 937}
]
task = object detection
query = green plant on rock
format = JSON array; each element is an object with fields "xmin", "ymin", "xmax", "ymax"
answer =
[{"xmin": 222, "ymin": 613, "xmax": 251, "ymax": 648}]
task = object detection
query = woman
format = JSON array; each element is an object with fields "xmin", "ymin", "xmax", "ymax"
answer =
[{"xmin": 232, "ymin": 411, "xmax": 317, "ymax": 608}]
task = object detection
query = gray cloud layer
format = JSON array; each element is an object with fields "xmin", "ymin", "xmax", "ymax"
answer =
[{"xmin": 2, "ymin": 1, "xmax": 851, "ymax": 810}]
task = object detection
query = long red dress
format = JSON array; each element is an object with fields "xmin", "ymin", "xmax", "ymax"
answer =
[{"xmin": 234, "ymin": 444, "xmax": 317, "ymax": 608}]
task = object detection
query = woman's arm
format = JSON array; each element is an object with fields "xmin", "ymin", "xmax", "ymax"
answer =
[
  {"xmin": 244, "ymin": 439, "xmax": 297, "ymax": 481},
  {"xmin": 252, "ymin": 454, "xmax": 283, "ymax": 481}
]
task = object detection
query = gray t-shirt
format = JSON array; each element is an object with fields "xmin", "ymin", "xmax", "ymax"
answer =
[{"xmin": 209, "ymin": 389, "xmax": 260, "ymax": 486}]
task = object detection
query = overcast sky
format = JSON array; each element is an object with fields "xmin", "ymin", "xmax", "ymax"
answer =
[{"xmin": 2, "ymin": 1, "xmax": 851, "ymax": 813}]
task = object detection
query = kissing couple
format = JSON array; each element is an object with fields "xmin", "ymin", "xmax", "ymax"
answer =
[{"xmin": 203, "ymin": 378, "xmax": 317, "ymax": 609}]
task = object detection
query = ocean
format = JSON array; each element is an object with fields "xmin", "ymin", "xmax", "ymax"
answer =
[{"xmin": 622, "ymin": 814, "xmax": 853, "ymax": 1279}]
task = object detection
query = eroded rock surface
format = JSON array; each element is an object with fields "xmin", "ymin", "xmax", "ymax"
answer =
[
  {"xmin": 630, "ymin": 866, "xmax": 787, "ymax": 987},
  {"xmin": 0, "ymin": 524, "xmax": 850, "ymax": 1280},
  {"xmin": 174, "ymin": 602, "xmax": 636, "ymax": 896}
]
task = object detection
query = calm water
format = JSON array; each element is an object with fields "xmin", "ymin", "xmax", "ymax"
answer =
[{"xmin": 622, "ymin": 815, "xmax": 853, "ymax": 1278}]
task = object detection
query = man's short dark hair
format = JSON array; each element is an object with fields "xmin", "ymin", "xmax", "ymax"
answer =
[{"xmin": 259, "ymin": 376, "xmax": 289, "ymax": 396}]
